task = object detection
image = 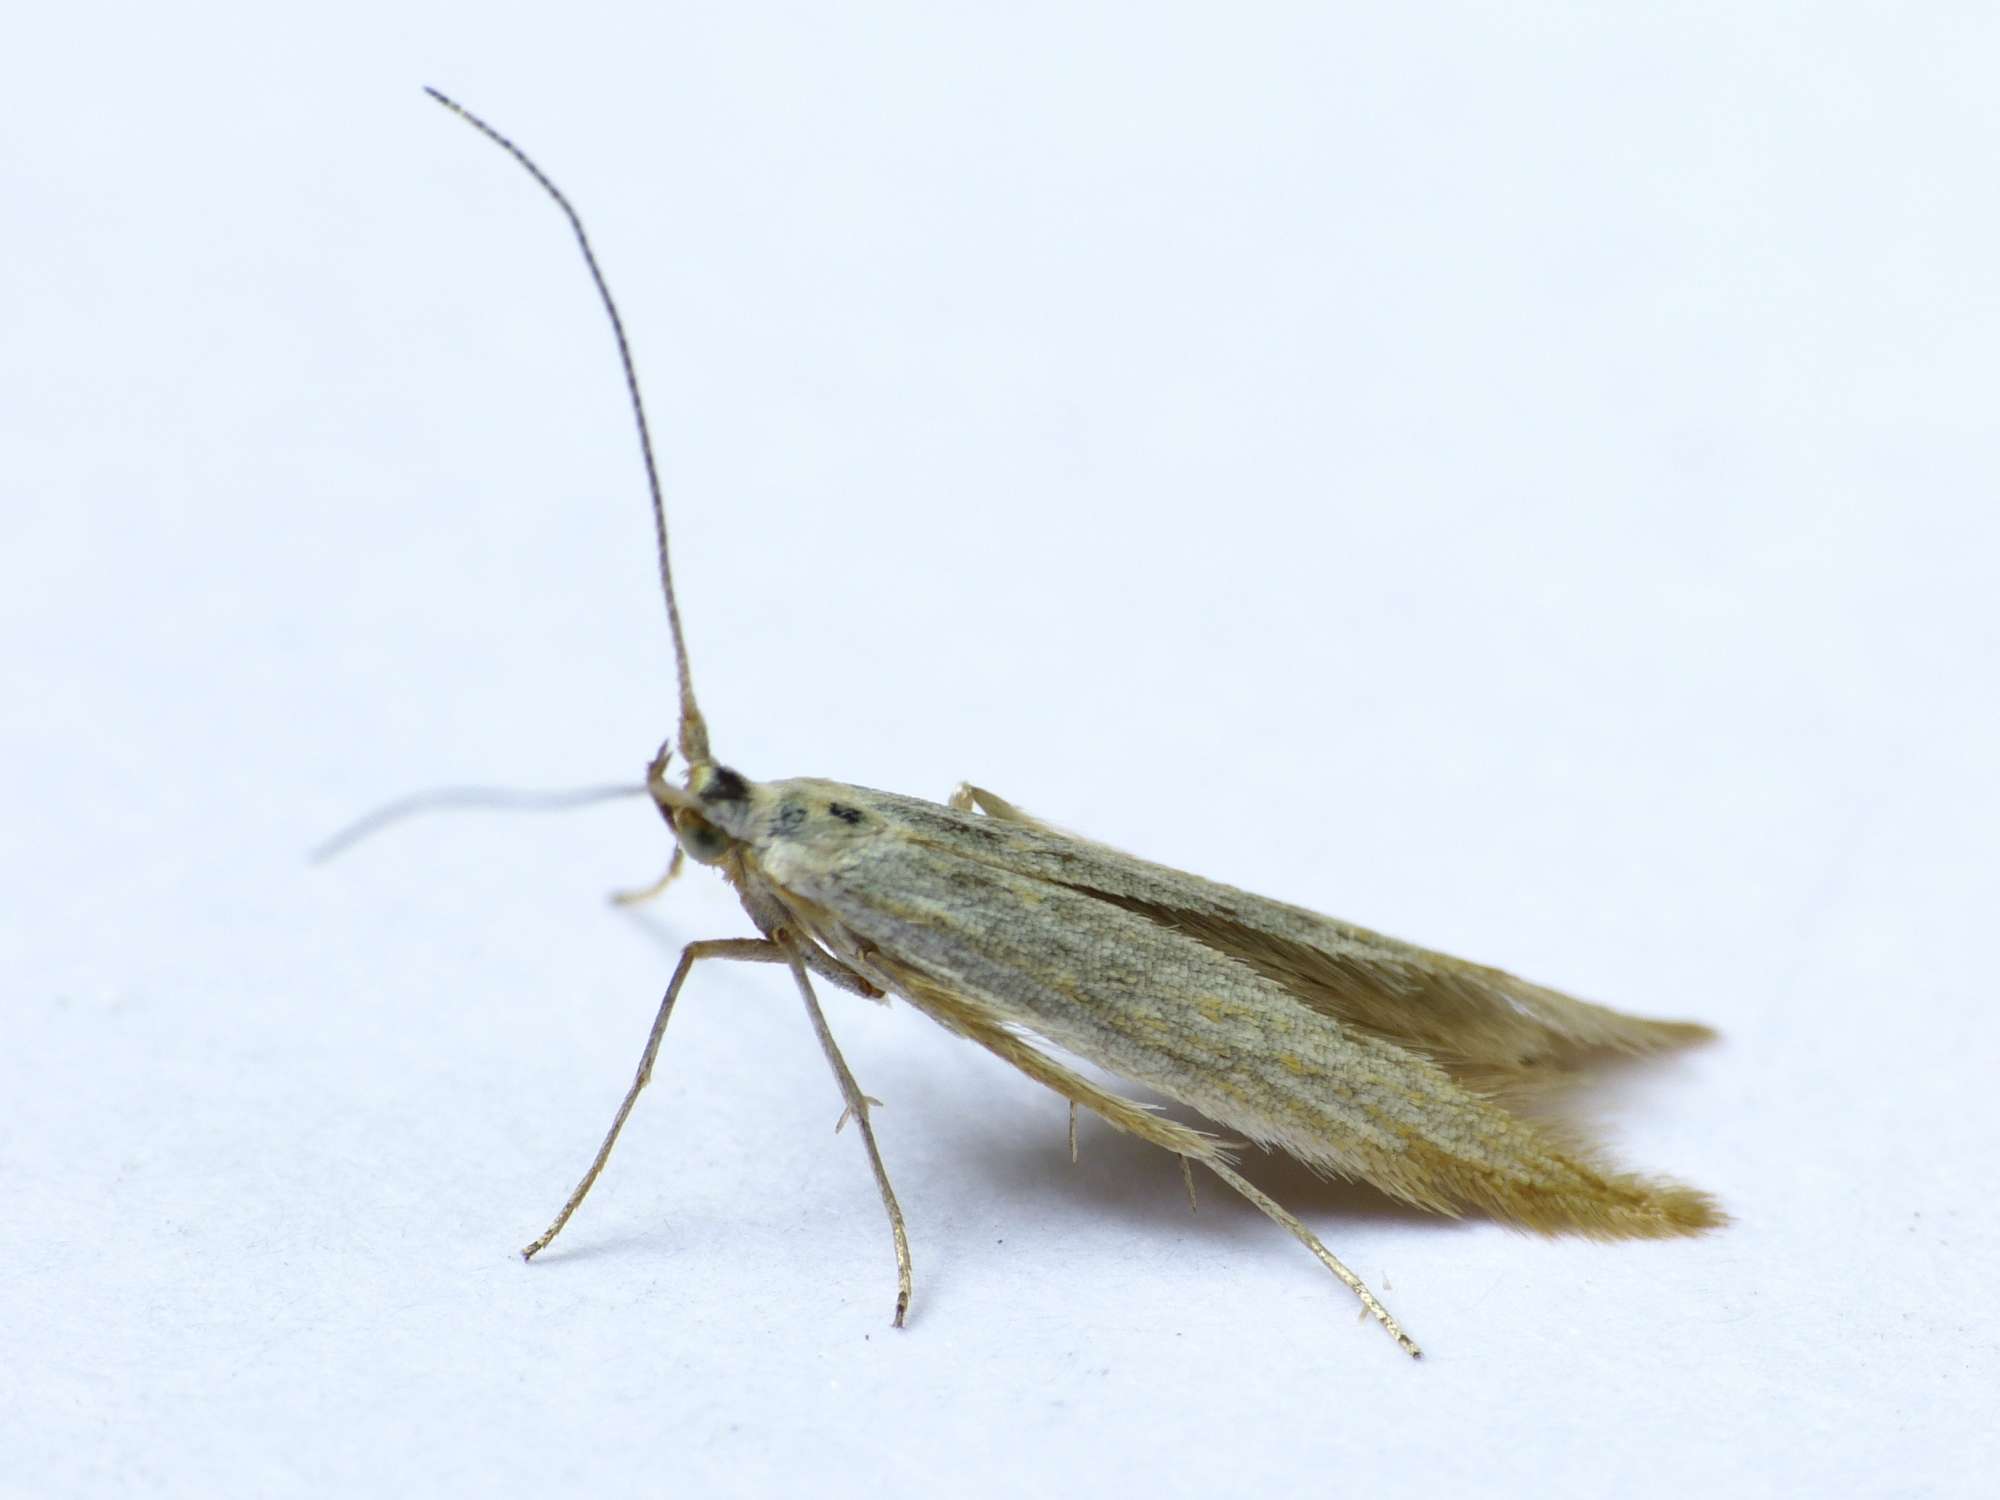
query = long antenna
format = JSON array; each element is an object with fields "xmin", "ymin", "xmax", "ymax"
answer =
[
  {"xmin": 310, "ymin": 782, "xmax": 647, "ymax": 863},
  {"xmin": 425, "ymin": 87, "xmax": 711, "ymax": 767}
]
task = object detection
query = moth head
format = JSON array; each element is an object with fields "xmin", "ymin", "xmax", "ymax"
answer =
[{"xmin": 647, "ymin": 739, "xmax": 755, "ymax": 865}]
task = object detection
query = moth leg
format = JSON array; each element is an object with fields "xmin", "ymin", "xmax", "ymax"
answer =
[
  {"xmin": 901, "ymin": 977, "xmax": 1419, "ymax": 1356},
  {"xmin": 1068, "ymin": 1101, "xmax": 1079, "ymax": 1164},
  {"xmin": 948, "ymin": 783, "xmax": 1037, "ymax": 824},
  {"xmin": 1202, "ymin": 1161, "xmax": 1422, "ymax": 1360},
  {"xmin": 834, "ymin": 1096, "xmax": 885, "ymax": 1133},
  {"xmin": 779, "ymin": 935, "xmax": 915, "ymax": 1329},
  {"xmin": 522, "ymin": 937, "xmax": 782, "ymax": 1260},
  {"xmin": 1180, "ymin": 1157, "xmax": 1198, "ymax": 1213},
  {"xmin": 609, "ymin": 845, "xmax": 684, "ymax": 907},
  {"xmin": 899, "ymin": 973, "xmax": 1226, "ymax": 1163}
]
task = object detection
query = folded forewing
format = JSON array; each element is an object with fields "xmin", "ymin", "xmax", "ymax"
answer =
[{"xmin": 751, "ymin": 784, "xmax": 1720, "ymax": 1237}]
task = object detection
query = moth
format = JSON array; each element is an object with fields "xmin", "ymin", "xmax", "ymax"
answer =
[{"xmin": 419, "ymin": 89, "xmax": 1724, "ymax": 1358}]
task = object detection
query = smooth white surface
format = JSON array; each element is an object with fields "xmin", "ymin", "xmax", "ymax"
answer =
[{"xmin": 5, "ymin": 5, "xmax": 1996, "ymax": 1496}]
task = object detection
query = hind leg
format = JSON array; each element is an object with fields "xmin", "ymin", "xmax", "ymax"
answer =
[
  {"xmin": 914, "ymin": 981, "xmax": 1420, "ymax": 1358},
  {"xmin": 949, "ymin": 783, "xmax": 1040, "ymax": 824}
]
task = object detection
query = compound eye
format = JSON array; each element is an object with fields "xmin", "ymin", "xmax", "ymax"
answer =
[{"xmin": 675, "ymin": 810, "xmax": 731, "ymax": 865}]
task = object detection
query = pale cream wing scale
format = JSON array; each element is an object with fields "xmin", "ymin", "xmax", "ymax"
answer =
[{"xmin": 747, "ymin": 780, "xmax": 1721, "ymax": 1240}]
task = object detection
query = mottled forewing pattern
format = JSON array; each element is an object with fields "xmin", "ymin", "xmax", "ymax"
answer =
[{"xmin": 745, "ymin": 781, "xmax": 1720, "ymax": 1238}]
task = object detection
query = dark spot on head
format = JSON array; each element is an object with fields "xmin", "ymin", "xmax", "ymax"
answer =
[
  {"xmin": 772, "ymin": 801, "xmax": 807, "ymax": 835},
  {"xmin": 700, "ymin": 766, "xmax": 749, "ymax": 803},
  {"xmin": 827, "ymin": 802, "xmax": 864, "ymax": 825}
]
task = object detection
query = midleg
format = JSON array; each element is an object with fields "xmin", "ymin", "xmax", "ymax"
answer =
[{"xmin": 778, "ymin": 933, "xmax": 915, "ymax": 1327}]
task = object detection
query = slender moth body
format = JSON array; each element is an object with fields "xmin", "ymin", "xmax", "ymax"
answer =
[{"xmin": 420, "ymin": 89, "xmax": 1724, "ymax": 1358}]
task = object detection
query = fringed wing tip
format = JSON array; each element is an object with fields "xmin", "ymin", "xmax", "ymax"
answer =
[
  {"xmin": 1556, "ymin": 1179, "xmax": 1730, "ymax": 1241},
  {"xmin": 1619, "ymin": 1017, "xmax": 1719, "ymax": 1052},
  {"xmin": 1464, "ymin": 1166, "xmax": 1729, "ymax": 1241}
]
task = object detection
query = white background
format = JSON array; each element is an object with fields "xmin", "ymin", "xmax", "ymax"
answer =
[{"xmin": 5, "ymin": 4, "xmax": 1995, "ymax": 1496}]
